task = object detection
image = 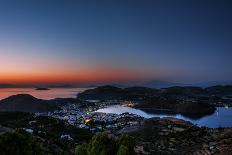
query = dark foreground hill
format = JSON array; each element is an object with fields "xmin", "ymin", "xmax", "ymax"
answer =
[
  {"xmin": 128, "ymin": 118, "xmax": 232, "ymax": 155},
  {"xmin": 0, "ymin": 94, "xmax": 58, "ymax": 113},
  {"xmin": 0, "ymin": 111, "xmax": 92, "ymax": 155},
  {"xmin": 1, "ymin": 112, "xmax": 231, "ymax": 155}
]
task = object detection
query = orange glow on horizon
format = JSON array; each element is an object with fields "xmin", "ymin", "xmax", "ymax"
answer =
[
  {"xmin": 0, "ymin": 46, "xmax": 156, "ymax": 85},
  {"xmin": 0, "ymin": 67, "xmax": 155, "ymax": 84}
]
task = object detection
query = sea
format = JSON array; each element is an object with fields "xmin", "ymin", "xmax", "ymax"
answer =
[
  {"xmin": 97, "ymin": 105, "xmax": 232, "ymax": 128},
  {"xmin": 0, "ymin": 88, "xmax": 89, "ymax": 100}
]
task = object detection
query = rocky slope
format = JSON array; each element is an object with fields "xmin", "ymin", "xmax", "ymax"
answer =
[{"xmin": 128, "ymin": 118, "xmax": 232, "ymax": 155}]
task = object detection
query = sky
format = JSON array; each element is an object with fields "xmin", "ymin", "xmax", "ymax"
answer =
[{"xmin": 0, "ymin": 0, "xmax": 232, "ymax": 85}]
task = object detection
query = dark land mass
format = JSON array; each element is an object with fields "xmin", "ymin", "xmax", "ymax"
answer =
[
  {"xmin": 128, "ymin": 118, "xmax": 232, "ymax": 155},
  {"xmin": 0, "ymin": 112, "xmax": 92, "ymax": 142},
  {"xmin": 77, "ymin": 85, "xmax": 124, "ymax": 100},
  {"xmin": 77, "ymin": 85, "xmax": 158, "ymax": 101},
  {"xmin": 0, "ymin": 94, "xmax": 93, "ymax": 114},
  {"xmin": 77, "ymin": 85, "xmax": 232, "ymax": 118},
  {"xmin": 195, "ymin": 81, "xmax": 232, "ymax": 88},
  {"xmin": 0, "ymin": 112, "xmax": 231, "ymax": 155},
  {"xmin": 0, "ymin": 94, "xmax": 58, "ymax": 113},
  {"xmin": 143, "ymin": 80, "xmax": 186, "ymax": 88},
  {"xmin": 206, "ymin": 85, "xmax": 232, "ymax": 96},
  {"xmin": 134, "ymin": 86, "xmax": 216, "ymax": 118},
  {"xmin": 163, "ymin": 86, "xmax": 207, "ymax": 96},
  {"xmin": 0, "ymin": 112, "xmax": 92, "ymax": 155},
  {"xmin": 78, "ymin": 85, "xmax": 232, "ymax": 100},
  {"xmin": 134, "ymin": 96, "xmax": 215, "ymax": 119}
]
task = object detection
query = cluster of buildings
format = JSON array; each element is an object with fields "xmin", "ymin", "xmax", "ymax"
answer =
[{"xmin": 40, "ymin": 100, "xmax": 143, "ymax": 134}]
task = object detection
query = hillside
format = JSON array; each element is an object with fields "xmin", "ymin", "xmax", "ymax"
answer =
[
  {"xmin": 143, "ymin": 80, "xmax": 186, "ymax": 88},
  {"xmin": 129, "ymin": 118, "xmax": 232, "ymax": 155},
  {"xmin": 77, "ymin": 85, "xmax": 124, "ymax": 100},
  {"xmin": 0, "ymin": 94, "xmax": 58, "ymax": 113},
  {"xmin": 206, "ymin": 85, "xmax": 232, "ymax": 95},
  {"xmin": 0, "ymin": 111, "xmax": 92, "ymax": 154}
]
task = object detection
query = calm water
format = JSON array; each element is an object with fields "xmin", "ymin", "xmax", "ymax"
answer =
[
  {"xmin": 0, "ymin": 88, "xmax": 89, "ymax": 100},
  {"xmin": 97, "ymin": 105, "xmax": 232, "ymax": 128}
]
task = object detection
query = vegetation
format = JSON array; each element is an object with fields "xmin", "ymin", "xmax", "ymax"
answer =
[
  {"xmin": 75, "ymin": 133, "xmax": 135, "ymax": 155},
  {"xmin": 0, "ymin": 130, "xmax": 47, "ymax": 155},
  {"xmin": 0, "ymin": 111, "xmax": 34, "ymax": 128},
  {"xmin": 0, "ymin": 112, "xmax": 93, "ymax": 154}
]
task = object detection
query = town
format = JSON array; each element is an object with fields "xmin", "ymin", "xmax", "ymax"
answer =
[{"xmin": 38, "ymin": 100, "xmax": 144, "ymax": 134}]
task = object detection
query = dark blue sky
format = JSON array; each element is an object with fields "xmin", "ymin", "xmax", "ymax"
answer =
[{"xmin": 0, "ymin": 0, "xmax": 232, "ymax": 84}]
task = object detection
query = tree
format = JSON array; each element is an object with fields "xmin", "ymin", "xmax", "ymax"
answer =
[
  {"xmin": 75, "ymin": 144, "xmax": 88, "ymax": 155},
  {"xmin": 117, "ymin": 145, "xmax": 129, "ymax": 155},
  {"xmin": 75, "ymin": 133, "xmax": 135, "ymax": 155}
]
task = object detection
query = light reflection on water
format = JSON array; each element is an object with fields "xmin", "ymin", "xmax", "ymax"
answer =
[
  {"xmin": 0, "ymin": 88, "xmax": 88, "ymax": 100},
  {"xmin": 97, "ymin": 105, "xmax": 232, "ymax": 128}
]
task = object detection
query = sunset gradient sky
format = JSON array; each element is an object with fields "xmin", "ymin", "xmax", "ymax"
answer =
[{"xmin": 0, "ymin": 0, "xmax": 232, "ymax": 85}]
